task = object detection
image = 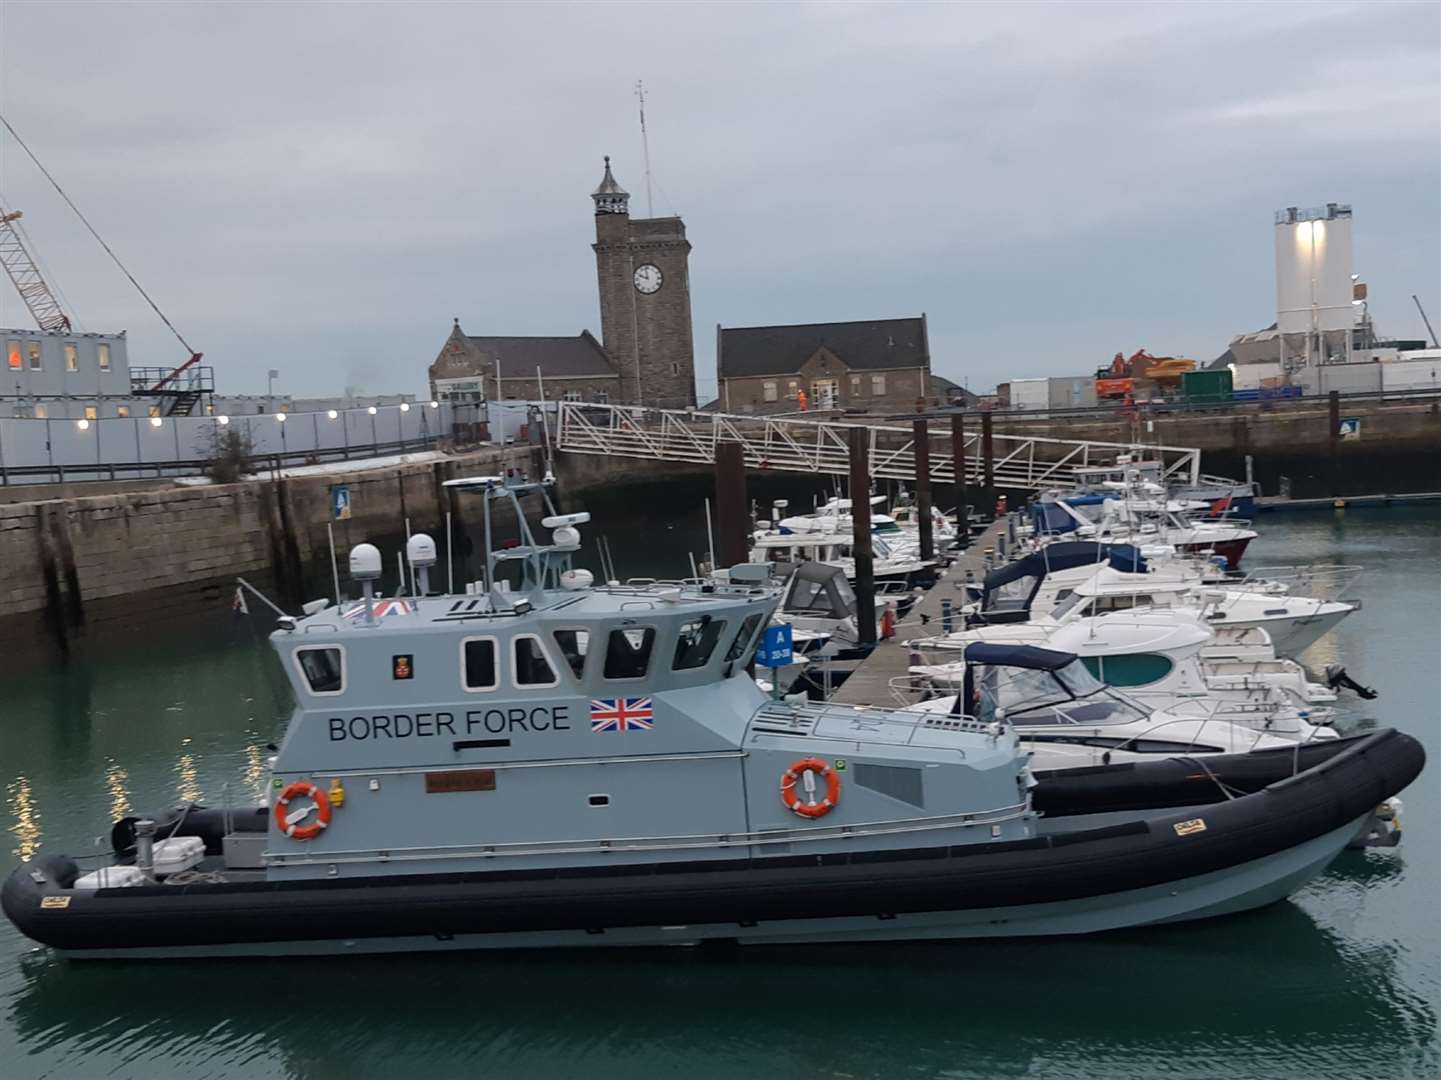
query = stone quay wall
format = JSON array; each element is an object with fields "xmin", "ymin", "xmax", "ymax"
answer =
[{"xmin": 0, "ymin": 445, "xmax": 541, "ymax": 664}]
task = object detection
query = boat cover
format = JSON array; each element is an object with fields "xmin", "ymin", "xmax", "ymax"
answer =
[{"xmin": 962, "ymin": 643, "xmax": 1076, "ymax": 670}]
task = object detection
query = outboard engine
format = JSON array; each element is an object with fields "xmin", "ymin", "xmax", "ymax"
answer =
[{"xmin": 1324, "ymin": 664, "xmax": 1378, "ymax": 701}]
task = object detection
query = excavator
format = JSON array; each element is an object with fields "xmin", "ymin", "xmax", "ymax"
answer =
[{"xmin": 1096, "ymin": 349, "xmax": 1195, "ymax": 401}]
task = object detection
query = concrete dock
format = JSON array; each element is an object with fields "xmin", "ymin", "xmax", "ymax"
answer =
[{"xmin": 831, "ymin": 516, "xmax": 1008, "ymax": 707}]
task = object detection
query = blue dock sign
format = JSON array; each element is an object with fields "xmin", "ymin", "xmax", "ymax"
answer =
[
  {"xmin": 1339, "ymin": 417, "xmax": 1361, "ymax": 442},
  {"xmin": 757, "ymin": 623, "xmax": 794, "ymax": 668},
  {"xmin": 331, "ymin": 484, "xmax": 352, "ymax": 521}
]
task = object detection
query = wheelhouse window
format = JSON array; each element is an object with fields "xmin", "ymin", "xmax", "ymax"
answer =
[
  {"xmin": 604, "ymin": 627, "xmax": 655, "ymax": 680},
  {"xmin": 724, "ymin": 612, "xmax": 765, "ymax": 663},
  {"xmin": 513, "ymin": 635, "xmax": 558, "ymax": 687},
  {"xmin": 552, "ymin": 628, "xmax": 590, "ymax": 679},
  {"xmin": 1081, "ymin": 653, "xmax": 1174, "ymax": 687},
  {"xmin": 462, "ymin": 637, "xmax": 498, "ymax": 691},
  {"xmin": 673, "ymin": 617, "xmax": 726, "ymax": 670},
  {"xmin": 295, "ymin": 647, "xmax": 344, "ymax": 694}
]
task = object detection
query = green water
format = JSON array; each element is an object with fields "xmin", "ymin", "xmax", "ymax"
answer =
[{"xmin": 1, "ymin": 507, "xmax": 1437, "ymax": 1080}]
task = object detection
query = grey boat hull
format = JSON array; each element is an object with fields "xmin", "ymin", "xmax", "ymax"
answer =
[
  {"xmin": 4, "ymin": 729, "xmax": 1422, "ymax": 959},
  {"xmin": 58, "ymin": 816, "xmax": 1364, "ymax": 958}
]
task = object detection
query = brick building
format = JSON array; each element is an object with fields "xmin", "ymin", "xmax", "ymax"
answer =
[
  {"xmin": 715, "ymin": 316, "xmax": 933, "ymax": 413},
  {"xmin": 430, "ymin": 159, "xmax": 696, "ymax": 408}
]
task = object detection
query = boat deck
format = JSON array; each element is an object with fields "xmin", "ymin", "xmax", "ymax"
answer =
[{"xmin": 831, "ymin": 516, "xmax": 1008, "ymax": 707}]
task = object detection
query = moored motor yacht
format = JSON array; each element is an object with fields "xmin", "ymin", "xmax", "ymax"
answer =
[{"xmin": 2, "ymin": 479, "xmax": 1421, "ymax": 957}]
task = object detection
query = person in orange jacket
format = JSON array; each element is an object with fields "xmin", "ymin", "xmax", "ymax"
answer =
[{"xmin": 797, "ymin": 388, "xmax": 809, "ymax": 411}]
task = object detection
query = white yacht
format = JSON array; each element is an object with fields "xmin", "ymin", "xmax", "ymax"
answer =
[
  {"xmin": 901, "ymin": 643, "xmax": 1336, "ymax": 771},
  {"xmin": 908, "ymin": 611, "xmax": 1336, "ymax": 741}
]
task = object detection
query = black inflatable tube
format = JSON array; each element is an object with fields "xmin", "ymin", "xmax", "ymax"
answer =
[{"xmin": 2, "ymin": 729, "xmax": 1423, "ymax": 952}]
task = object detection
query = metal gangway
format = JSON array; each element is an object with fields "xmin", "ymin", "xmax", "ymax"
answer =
[{"xmin": 553, "ymin": 402, "xmax": 1202, "ymax": 493}]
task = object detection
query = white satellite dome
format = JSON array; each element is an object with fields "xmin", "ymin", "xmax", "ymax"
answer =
[
  {"xmin": 407, "ymin": 533, "xmax": 437, "ymax": 567},
  {"xmin": 349, "ymin": 543, "xmax": 382, "ymax": 581}
]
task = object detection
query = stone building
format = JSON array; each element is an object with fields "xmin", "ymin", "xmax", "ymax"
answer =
[
  {"xmin": 429, "ymin": 158, "xmax": 696, "ymax": 409},
  {"xmin": 715, "ymin": 316, "xmax": 932, "ymax": 413}
]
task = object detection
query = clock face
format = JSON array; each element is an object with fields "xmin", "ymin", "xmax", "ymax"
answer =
[{"xmin": 633, "ymin": 264, "xmax": 663, "ymax": 295}]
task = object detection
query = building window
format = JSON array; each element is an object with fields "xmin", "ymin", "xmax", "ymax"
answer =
[
  {"xmin": 15, "ymin": 405, "xmax": 32, "ymax": 419},
  {"xmin": 850, "ymin": 375, "xmax": 862, "ymax": 396},
  {"xmin": 762, "ymin": 381, "xmax": 778, "ymax": 402},
  {"xmin": 6, "ymin": 341, "xmax": 19, "ymax": 370},
  {"xmin": 294, "ymin": 646, "xmax": 345, "ymax": 695},
  {"xmin": 33, "ymin": 403, "xmax": 46, "ymax": 418},
  {"xmin": 148, "ymin": 405, "xmax": 162, "ymax": 417},
  {"xmin": 562, "ymin": 389, "xmax": 583, "ymax": 402},
  {"xmin": 65, "ymin": 344, "xmax": 78, "ymax": 371},
  {"xmin": 26, "ymin": 342, "xmax": 42, "ymax": 370},
  {"xmin": 97, "ymin": 343, "xmax": 110, "ymax": 370},
  {"xmin": 593, "ymin": 389, "xmax": 609, "ymax": 404},
  {"xmin": 116, "ymin": 405, "xmax": 130, "ymax": 418},
  {"xmin": 84, "ymin": 406, "xmax": 98, "ymax": 420},
  {"xmin": 787, "ymin": 379, "xmax": 799, "ymax": 397},
  {"xmin": 671, "ymin": 362, "xmax": 679, "ymax": 375},
  {"xmin": 871, "ymin": 373, "xmax": 887, "ymax": 396}
]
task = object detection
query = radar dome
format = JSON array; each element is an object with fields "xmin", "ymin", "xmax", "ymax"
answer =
[
  {"xmin": 552, "ymin": 525, "xmax": 581, "ymax": 547},
  {"xmin": 559, "ymin": 569, "xmax": 594, "ymax": 590},
  {"xmin": 349, "ymin": 543, "xmax": 382, "ymax": 581},
  {"xmin": 407, "ymin": 533, "xmax": 437, "ymax": 567}
]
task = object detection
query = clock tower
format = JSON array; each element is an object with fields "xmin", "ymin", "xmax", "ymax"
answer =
[{"xmin": 591, "ymin": 157, "xmax": 696, "ymax": 408}]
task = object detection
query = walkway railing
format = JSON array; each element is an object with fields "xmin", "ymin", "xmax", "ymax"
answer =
[{"xmin": 555, "ymin": 402, "xmax": 1203, "ymax": 492}]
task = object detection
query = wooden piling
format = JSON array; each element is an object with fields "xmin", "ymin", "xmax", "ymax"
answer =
[
  {"xmin": 848, "ymin": 426, "xmax": 877, "ymax": 645},
  {"xmin": 713, "ymin": 440, "xmax": 749, "ymax": 569},
  {"xmin": 1328, "ymin": 390, "xmax": 1341, "ymax": 496},
  {"xmin": 913, "ymin": 417, "xmax": 934, "ymax": 561},
  {"xmin": 951, "ymin": 412, "xmax": 969, "ymax": 541},
  {"xmin": 981, "ymin": 410, "xmax": 996, "ymax": 512}
]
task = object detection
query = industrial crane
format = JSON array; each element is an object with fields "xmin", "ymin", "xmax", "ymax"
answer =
[{"xmin": 0, "ymin": 204, "xmax": 71, "ymax": 332}]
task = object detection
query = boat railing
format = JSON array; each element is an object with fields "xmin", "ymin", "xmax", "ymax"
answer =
[
  {"xmin": 1229, "ymin": 564, "xmax": 1365, "ymax": 604},
  {"xmin": 262, "ymin": 796, "xmax": 1032, "ymax": 869},
  {"xmin": 750, "ymin": 698, "xmax": 1001, "ymax": 741}
]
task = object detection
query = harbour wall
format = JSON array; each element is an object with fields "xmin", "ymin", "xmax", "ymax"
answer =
[
  {"xmin": 0, "ymin": 445, "xmax": 541, "ymax": 669},
  {"xmin": 984, "ymin": 396, "xmax": 1441, "ymax": 498}
]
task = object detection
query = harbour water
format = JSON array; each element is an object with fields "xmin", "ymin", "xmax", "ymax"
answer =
[{"xmin": 0, "ymin": 504, "xmax": 1437, "ymax": 1080}]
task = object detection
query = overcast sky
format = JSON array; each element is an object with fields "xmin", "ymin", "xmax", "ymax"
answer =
[{"xmin": 1, "ymin": 1, "xmax": 1437, "ymax": 402}]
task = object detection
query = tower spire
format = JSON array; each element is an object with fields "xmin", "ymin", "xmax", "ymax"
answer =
[{"xmin": 591, "ymin": 156, "xmax": 629, "ymax": 216}]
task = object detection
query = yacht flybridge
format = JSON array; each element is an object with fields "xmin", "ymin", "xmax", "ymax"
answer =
[{"xmin": 3, "ymin": 477, "xmax": 1422, "ymax": 958}]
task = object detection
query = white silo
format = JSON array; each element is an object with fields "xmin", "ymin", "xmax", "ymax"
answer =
[{"xmin": 1275, "ymin": 203, "xmax": 1355, "ymax": 371}]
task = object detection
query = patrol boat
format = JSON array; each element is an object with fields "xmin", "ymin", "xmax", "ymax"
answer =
[{"xmin": 2, "ymin": 478, "xmax": 1424, "ymax": 958}]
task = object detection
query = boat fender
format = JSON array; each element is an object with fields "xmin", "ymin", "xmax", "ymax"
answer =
[
  {"xmin": 880, "ymin": 606, "xmax": 897, "ymax": 639},
  {"xmin": 780, "ymin": 758, "xmax": 841, "ymax": 819},
  {"xmin": 274, "ymin": 781, "xmax": 332, "ymax": 840}
]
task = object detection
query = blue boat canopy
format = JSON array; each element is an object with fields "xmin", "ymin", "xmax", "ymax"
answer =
[
  {"xmin": 982, "ymin": 542, "xmax": 1139, "ymax": 597},
  {"xmin": 962, "ymin": 643, "xmax": 1077, "ymax": 670}
]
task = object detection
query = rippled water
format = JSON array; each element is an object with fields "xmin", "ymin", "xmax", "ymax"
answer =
[{"xmin": 1, "ymin": 505, "xmax": 1437, "ymax": 1080}]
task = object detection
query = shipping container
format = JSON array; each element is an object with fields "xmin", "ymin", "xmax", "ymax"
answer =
[
  {"xmin": 1300, "ymin": 363, "xmax": 1381, "ymax": 396},
  {"xmin": 1381, "ymin": 354, "xmax": 1441, "ymax": 393},
  {"xmin": 1009, "ymin": 378, "xmax": 1050, "ymax": 411},
  {"xmin": 1229, "ymin": 361, "xmax": 1283, "ymax": 391},
  {"xmin": 1181, "ymin": 369, "xmax": 1233, "ymax": 404},
  {"xmin": 1047, "ymin": 376, "xmax": 1098, "ymax": 410}
]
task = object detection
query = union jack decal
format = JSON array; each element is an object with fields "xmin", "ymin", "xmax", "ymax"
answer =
[
  {"xmin": 590, "ymin": 697, "xmax": 654, "ymax": 732},
  {"xmin": 343, "ymin": 598, "xmax": 414, "ymax": 619}
]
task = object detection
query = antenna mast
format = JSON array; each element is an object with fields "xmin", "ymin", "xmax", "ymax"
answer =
[{"xmin": 635, "ymin": 80, "xmax": 654, "ymax": 218}]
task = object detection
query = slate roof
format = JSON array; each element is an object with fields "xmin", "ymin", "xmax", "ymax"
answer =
[
  {"xmin": 718, "ymin": 317, "xmax": 928, "ymax": 379},
  {"xmin": 463, "ymin": 332, "xmax": 616, "ymax": 378}
]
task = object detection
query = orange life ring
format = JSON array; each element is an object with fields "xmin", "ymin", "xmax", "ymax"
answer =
[
  {"xmin": 274, "ymin": 780, "xmax": 332, "ymax": 841},
  {"xmin": 780, "ymin": 758, "xmax": 841, "ymax": 819}
]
